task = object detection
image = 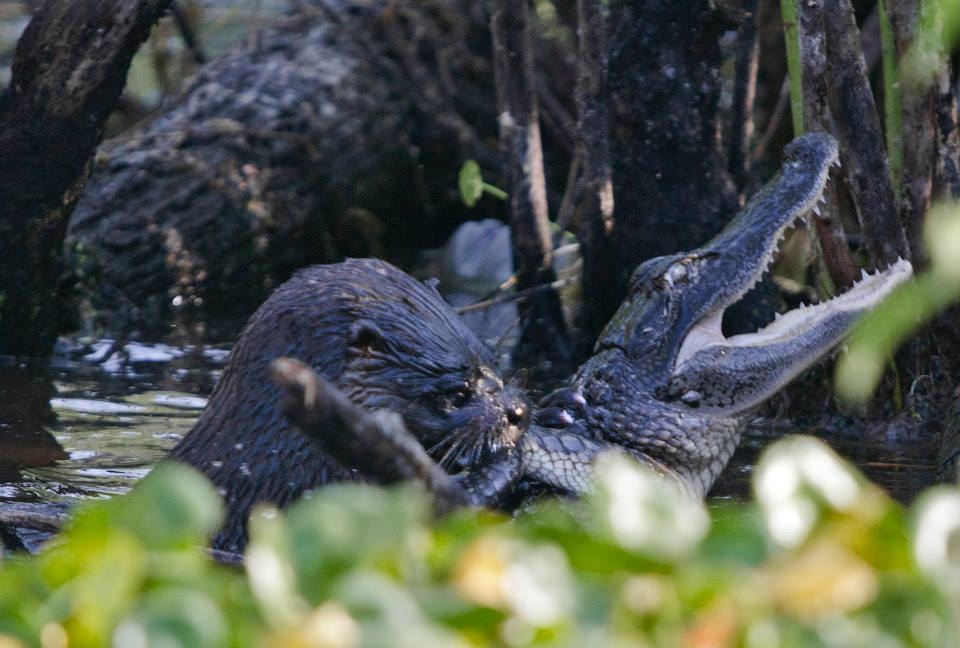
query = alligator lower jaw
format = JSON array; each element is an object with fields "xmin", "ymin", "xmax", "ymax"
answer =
[
  {"xmin": 729, "ymin": 258, "xmax": 911, "ymax": 347},
  {"xmin": 676, "ymin": 257, "xmax": 912, "ymax": 369}
]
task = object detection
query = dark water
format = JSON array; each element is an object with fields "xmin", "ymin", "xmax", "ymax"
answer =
[
  {"xmin": 0, "ymin": 337, "xmax": 940, "ymax": 522},
  {"xmin": 0, "ymin": 339, "xmax": 226, "ymax": 506},
  {"xmin": 710, "ymin": 414, "xmax": 940, "ymax": 505}
]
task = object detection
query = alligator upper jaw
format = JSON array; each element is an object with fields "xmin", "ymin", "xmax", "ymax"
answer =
[
  {"xmin": 665, "ymin": 132, "xmax": 915, "ymax": 415},
  {"xmin": 673, "ymin": 132, "xmax": 840, "ymax": 370}
]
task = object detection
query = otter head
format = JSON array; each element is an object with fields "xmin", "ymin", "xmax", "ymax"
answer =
[{"xmin": 338, "ymin": 283, "xmax": 530, "ymax": 474}]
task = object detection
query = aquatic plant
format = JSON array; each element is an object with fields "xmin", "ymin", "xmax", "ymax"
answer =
[{"xmin": 0, "ymin": 436, "xmax": 956, "ymax": 647}]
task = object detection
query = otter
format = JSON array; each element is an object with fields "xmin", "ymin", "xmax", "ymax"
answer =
[{"xmin": 169, "ymin": 259, "xmax": 529, "ymax": 551}]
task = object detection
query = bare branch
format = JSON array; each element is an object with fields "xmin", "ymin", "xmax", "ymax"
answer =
[
  {"xmin": 492, "ymin": 0, "xmax": 572, "ymax": 364},
  {"xmin": 729, "ymin": 0, "xmax": 759, "ymax": 194},
  {"xmin": 270, "ymin": 358, "xmax": 471, "ymax": 515}
]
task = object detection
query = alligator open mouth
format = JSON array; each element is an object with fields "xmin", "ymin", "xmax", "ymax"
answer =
[
  {"xmin": 669, "ymin": 132, "xmax": 912, "ymax": 413},
  {"xmin": 674, "ymin": 255, "xmax": 912, "ymax": 371}
]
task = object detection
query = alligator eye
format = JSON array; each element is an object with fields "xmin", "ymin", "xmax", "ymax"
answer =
[
  {"xmin": 664, "ymin": 262, "xmax": 688, "ymax": 286},
  {"xmin": 680, "ymin": 390, "xmax": 701, "ymax": 407}
]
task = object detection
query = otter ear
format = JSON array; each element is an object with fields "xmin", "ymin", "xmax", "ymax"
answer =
[{"xmin": 348, "ymin": 319, "xmax": 387, "ymax": 354}]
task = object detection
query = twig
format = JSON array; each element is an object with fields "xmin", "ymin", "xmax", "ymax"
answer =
[
  {"xmin": 555, "ymin": 148, "xmax": 582, "ymax": 230},
  {"xmin": 170, "ymin": 0, "xmax": 206, "ymax": 64},
  {"xmin": 752, "ymin": 78, "xmax": 790, "ymax": 162},
  {"xmin": 0, "ymin": 504, "xmax": 67, "ymax": 534},
  {"xmin": 269, "ymin": 358, "xmax": 471, "ymax": 515},
  {"xmin": 729, "ymin": 0, "xmax": 758, "ymax": 193},
  {"xmin": 456, "ymin": 275, "xmax": 579, "ymax": 315}
]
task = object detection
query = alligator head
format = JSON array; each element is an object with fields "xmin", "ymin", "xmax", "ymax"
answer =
[{"xmin": 528, "ymin": 132, "xmax": 912, "ymax": 496}]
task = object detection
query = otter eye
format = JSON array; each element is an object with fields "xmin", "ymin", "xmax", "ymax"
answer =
[{"xmin": 450, "ymin": 388, "xmax": 471, "ymax": 408}]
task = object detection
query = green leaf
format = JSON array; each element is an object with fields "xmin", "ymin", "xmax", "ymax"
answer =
[
  {"xmin": 835, "ymin": 273, "xmax": 957, "ymax": 404},
  {"xmin": 111, "ymin": 462, "xmax": 224, "ymax": 548},
  {"xmin": 836, "ymin": 203, "xmax": 960, "ymax": 404},
  {"xmin": 117, "ymin": 588, "xmax": 230, "ymax": 648},
  {"xmin": 458, "ymin": 159, "xmax": 484, "ymax": 208}
]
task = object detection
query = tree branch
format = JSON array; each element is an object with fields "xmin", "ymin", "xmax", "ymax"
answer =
[
  {"xmin": 269, "ymin": 358, "xmax": 471, "ymax": 515},
  {"xmin": 0, "ymin": 0, "xmax": 171, "ymax": 356},
  {"xmin": 491, "ymin": 0, "xmax": 571, "ymax": 365},
  {"xmin": 798, "ymin": 0, "xmax": 860, "ymax": 289}
]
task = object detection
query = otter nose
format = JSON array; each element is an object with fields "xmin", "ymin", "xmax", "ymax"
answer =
[{"xmin": 503, "ymin": 390, "xmax": 530, "ymax": 430}]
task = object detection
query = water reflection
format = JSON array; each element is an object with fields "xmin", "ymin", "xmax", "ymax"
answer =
[
  {"xmin": 0, "ymin": 339, "xmax": 226, "ymax": 505},
  {"xmin": 0, "ymin": 360, "xmax": 66, "ymax": 482},
  {"xmin": 710, "ymin": 414, "xmax": 939, "ymax": 505}
]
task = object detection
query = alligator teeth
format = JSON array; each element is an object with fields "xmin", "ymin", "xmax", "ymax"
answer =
[
  {"xmin": 812, "ymin": 204, "xmax": 821, "ymax": 216},
  {"xmin": 682, "ymin": 257, "xmax": 913, "ymax": 369}
]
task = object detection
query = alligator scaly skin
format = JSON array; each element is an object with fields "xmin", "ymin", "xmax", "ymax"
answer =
[{"xmin": 520, "ymin": 133, "xmax": 912, "ymax": 498}]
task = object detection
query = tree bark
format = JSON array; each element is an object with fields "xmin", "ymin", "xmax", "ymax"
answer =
[
  {"xmin": 491, "ymin": 0, "xmax": 571, "ymax": 365},
  {"xmin": 892, "ymin": 0, "xmax": 936, "ymax": 269},
  {"xmin": 575, "ymin": 0, "xmax": 616, "ymax": 343},
  {"xmin": 0, "ymin": 0, "xmax": 171, "ymax": 356},
  {"xmin": 824, "ymin": 0, "xmax": 910, "ymax": 267},
  {"xmin": 797, "ymin": 0, "xmax": 860, "ymax": 289},
  {"xmin": 937, "ymin": 61, "xmax": 960, "ymax": 200},
  {"xmin": 602, "ymin": 1, "xmax": 742, "ymax": 332}
]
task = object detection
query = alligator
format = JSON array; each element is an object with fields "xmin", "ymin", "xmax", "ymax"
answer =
[
  {"xmin": 516, "ymin": 132, "xmax": 911, "ymax": 498},
  {"xmin": 274, "ymin": 132, "xmax": 913, "ymax": 506}
]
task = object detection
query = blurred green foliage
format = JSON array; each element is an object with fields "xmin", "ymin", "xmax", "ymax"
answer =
[
  {"xmin": 1, "ymin": 437, "xmax": 957, "ymax": 647},
  {"xmin": 836, "ymin": 203, "xmax": 960, "ymax": 403}
]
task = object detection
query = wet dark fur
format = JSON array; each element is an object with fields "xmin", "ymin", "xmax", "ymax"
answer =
[{"xmin": 169, "ymin": 259, "xmax": 528, "ymax": 551}]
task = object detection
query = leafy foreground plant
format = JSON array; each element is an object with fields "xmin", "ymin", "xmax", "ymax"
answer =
[{"xmin": 1, "ymin": 437, "xmax": 957, "ymax": 647}]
